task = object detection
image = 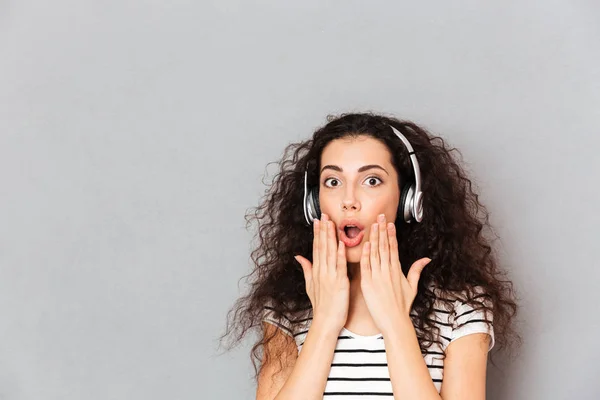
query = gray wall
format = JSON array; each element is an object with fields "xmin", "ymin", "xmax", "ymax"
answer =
[{"xmin": 1, "ymin": 1, "xmax": 599, "ymax": 399}]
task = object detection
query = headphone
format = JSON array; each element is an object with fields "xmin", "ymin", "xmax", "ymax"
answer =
[{"xmin": 302, "ymin": 125, "xmax": 424, "ymax": 226}]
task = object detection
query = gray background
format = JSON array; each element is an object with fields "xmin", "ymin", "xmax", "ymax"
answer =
[{"xmin": 1, "ymin": 1, "xmax": 599, "ymax": 399}]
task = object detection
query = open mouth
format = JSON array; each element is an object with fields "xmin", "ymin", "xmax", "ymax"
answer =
[{"xmin": 340, "ymin": 225, "xmax": 365, "ymax": 248}]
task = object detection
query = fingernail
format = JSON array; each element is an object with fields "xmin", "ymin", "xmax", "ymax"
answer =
[{"xmin": 378, "ymin": 214, "xmax": 385, "ymax": 222}]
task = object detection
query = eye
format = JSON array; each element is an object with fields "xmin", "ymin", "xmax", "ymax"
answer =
[
  {"xmin": 323, "ymin": 178, "xmax": 340, "ymax": 188},
  {"xmin": 364, "ymin": 176, "xmax": 383, "ymax": 187},
  {"xmin": 323, "ymin": 176, "xmax": 383, "ymax": 188}
]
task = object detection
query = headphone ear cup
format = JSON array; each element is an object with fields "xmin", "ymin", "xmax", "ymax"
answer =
[
  {"xmin": 399, "ymin": 184, "xmax": 415, "ymax": 223},
  {"xmin": 311, "ymin": 187, "xmax": 321, "ymax": 220},
  {"xmin": 305, "ymin": 187, "xmax": 321, "ymax": 222}
]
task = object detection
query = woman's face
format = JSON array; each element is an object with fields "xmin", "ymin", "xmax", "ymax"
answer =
[{"xmin": 318, "ymin": 135, "xmax": 401, "ymax": 264}]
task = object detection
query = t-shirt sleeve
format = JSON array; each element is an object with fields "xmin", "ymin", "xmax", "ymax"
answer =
[
  {"xmin": 450, "ymin": 292, "xmax": 495, "ymax": 352},
  {"xmin": 261, "ymin": 299, "xmax": 294, "ymax": 338}
]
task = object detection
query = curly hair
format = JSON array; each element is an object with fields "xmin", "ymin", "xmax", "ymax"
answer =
[{"xmin": 217, "ymin": 112, "xmax": 521, "ymax": 383}]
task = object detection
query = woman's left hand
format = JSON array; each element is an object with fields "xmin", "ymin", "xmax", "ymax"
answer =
[{"xmin": 360, "ymin": 213, "xmax": 432, "ymax": 335}]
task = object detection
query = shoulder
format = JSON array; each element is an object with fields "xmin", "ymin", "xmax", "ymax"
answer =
[
  {"xmin": 426, "ymin": 283, "xmax": 495, "ymax": 352},
  {"xmin": 449, "ymin": 285, "xmax": 495, "ymax": 352},
  {"xmin": 261, "ymin": 298, "xmax": 313, "ymax": 343}
]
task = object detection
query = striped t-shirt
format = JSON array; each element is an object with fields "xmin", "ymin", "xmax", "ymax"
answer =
[{"xmin": 261, "ymin": 285, "xmax": 494, "ymax": 398}]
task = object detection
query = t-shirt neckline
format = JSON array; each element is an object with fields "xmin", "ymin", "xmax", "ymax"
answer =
[{"xmin": 341, "ymin": 327, "xmax": 383, "ymax": 340}]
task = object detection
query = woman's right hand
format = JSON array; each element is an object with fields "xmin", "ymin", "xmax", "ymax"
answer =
[{"xmin": 294, "ymin": 213, "xmax": 350, "ymax": 334}]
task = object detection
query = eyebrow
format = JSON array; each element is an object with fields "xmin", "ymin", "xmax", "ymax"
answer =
[{"xmin": 320, "ymin": 164, "xmax": 389, "ymax": 176}]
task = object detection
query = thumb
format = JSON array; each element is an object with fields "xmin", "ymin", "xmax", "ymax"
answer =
[
  {"xmin": 294, "ymin": 255, "xmax": 312, "ymax": 282},
  {"xmin": 406, "ymin": 257, "xmax": 432, "ymax": 292}
]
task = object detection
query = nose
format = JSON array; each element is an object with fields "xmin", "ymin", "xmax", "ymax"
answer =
[{"xmin": 341, "ymin": 192, "xmax": 361, "ymax": 211}]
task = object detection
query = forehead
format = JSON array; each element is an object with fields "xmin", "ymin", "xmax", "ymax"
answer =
[{"xmin": 320, "ymin": 135, "xmax": 393, "ymax": 168}]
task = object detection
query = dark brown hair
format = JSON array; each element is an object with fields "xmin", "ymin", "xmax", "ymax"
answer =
[{"xmin": 217, "ymin": 112, "xmax": 521, "ymax": 382}]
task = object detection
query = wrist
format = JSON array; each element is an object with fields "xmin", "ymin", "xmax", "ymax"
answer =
[
  {"xmin": 310, "ymin": 317, "xmax": 343, "ymax": 340},
  {"xmin": 380, "ymin": 314, "xmax": 413, "ymax": 337}
]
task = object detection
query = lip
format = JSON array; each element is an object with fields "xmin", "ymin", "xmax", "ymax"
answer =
[
  {"xmin": 339, "ymin": 228, "xmax": 365, "ymax": 248},
  {"xmin": 339, "ymin": 218, "xmax": 365, "ymax": 231},
  {"xmin": 338, "ymin": 218, "xmax": 366, "ymax": 248}
]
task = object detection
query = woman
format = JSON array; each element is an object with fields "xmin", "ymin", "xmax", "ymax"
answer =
[{"xmin": 219, "ymin": 112, "xmax": 520, "ymax": 399}]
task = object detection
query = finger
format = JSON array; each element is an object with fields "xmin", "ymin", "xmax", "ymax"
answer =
[
  {"xmin": 379, "ymin": 215, "xmax": 390, "ymax": 274},
  {"xmin": 319, "ymin": 213, "xmax": 329, "ymax": 277},
  {"xmin": 387, "ymin": 222, "xmax": 400, "ymax": 269},
  {"xmin": 370, "ymin": 222, "xmax": 380, "ymax": 271},
  {"xmin": 327, "ymin": 219, "xmax": 337, "ymax": 274},
  {"xmin": 360, "ymin": 241, "xmax": 371, "ymax": 280},
  {"xmin": 387, "ymin": 222, "xmax": 403, "ymax": 289},
  {"xmin": 337, "ymin": 239, "xmax": 347, "ymax": 276}
]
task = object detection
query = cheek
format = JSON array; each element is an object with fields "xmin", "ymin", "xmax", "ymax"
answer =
[
  {"xmin": 318, "ymin": 195, "xmax": 338, "ymax": 216},
  {"xmin": 372, "ymin": 200, "xmax": 400, "ymax": 225}
]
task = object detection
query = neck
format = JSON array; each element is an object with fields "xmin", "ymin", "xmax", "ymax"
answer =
[
  {"xmin": 345, "ymin": 261, "xmax": 380, "ymax": 333},
  {"xmin": 348, "ymin": 262, "xmax": 366, "ymax": 308}
]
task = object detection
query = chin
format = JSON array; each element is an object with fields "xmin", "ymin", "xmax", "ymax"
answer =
[{"xmin": 345, "ymin": 244, "xmax": 364, "ymax": 263}]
